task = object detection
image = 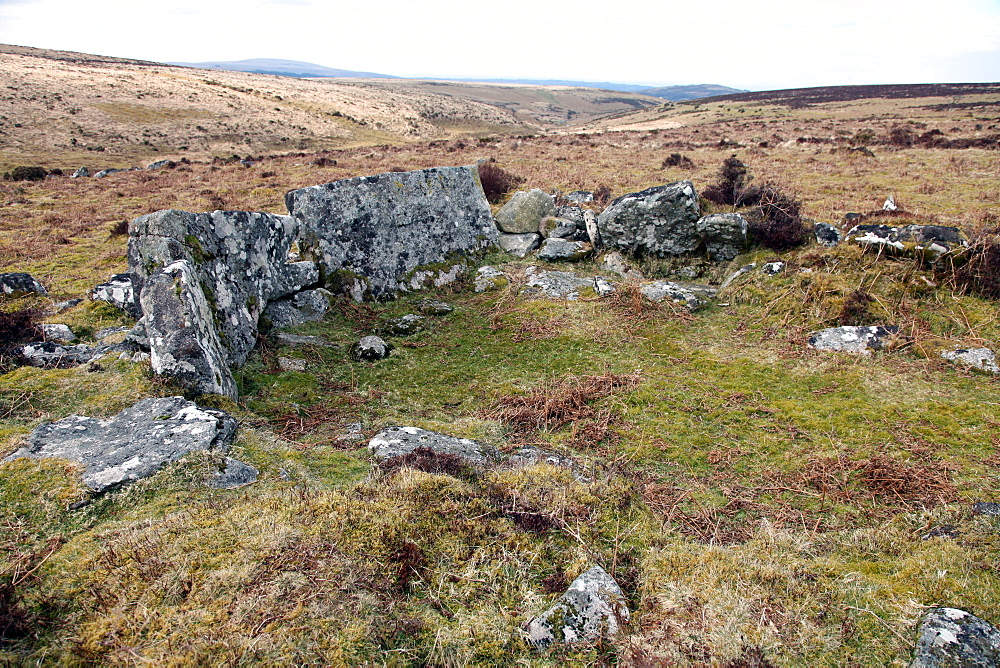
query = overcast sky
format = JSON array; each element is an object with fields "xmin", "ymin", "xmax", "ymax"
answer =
[{"xmin": 1, "ymin": 0, "xmax": 998, "ymax": 90}]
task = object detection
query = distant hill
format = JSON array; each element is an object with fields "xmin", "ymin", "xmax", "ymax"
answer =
[
  {"xmin": 639, "ymin": 84, "xmax": 746, "ymax": 101},
  {"xmin": 169, "ymin": 58, "xmax": 400, "ymax": 79},
  {"xmin": 678, "ymin": 82, "xmax": 1000, "ymax": 107}
]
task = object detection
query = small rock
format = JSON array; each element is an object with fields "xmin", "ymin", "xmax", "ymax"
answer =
[
  {"xmin": 556, "ymin": 206, "xmax": 586, "ymax": 224},
  {"xmin": 52, "ymin": 299, "xmax": 83, "ymax": 313},
  {"xmin": 600, "ymin": 251, "xmax": 644, "ymax": 281},
  {"xmin": 277, "ymin": 356, "xmax": 307, "ymax": 372},
  {"xmin": 94, "ymin": 326, "xmax": 131, "ymax": 341},
  {"xmin": 414, "ymin": 298, "xmax": 453, "ymax": 316},
  {"xmin": 40, "ymin": 323, "xmax": 76, "ymax": 342},
  {"xmin": 719, "ymin": 263, "xmax": 757, "ymax": 292},
  {"xmin": 941, "ymin": 348, "xmax": 999, "ymax": 375},
  {"xmin": 474, "ymin": 266, "xmax": 508, "ymax": 293},
  {"xmin": 368, "ymin": 426, "xmax": 499, "ymax": 466},
  {"xmin": 93, "ymin": 168, "xmax": 127, "ymax": 179},
  {"xmin": 921, "ymin": 524, "xmax": 960, "ymax": 540},
  {"xmin": 206, "ymin": 457, "xmax": 258, "ymax": 489},
  {"xmin": 498, "ymin": 232, "xmax": 542, "ymax": 259},
  {"xmin": 761, "ymin": 261, "xmax": 785, "ymax": 275},
  {"xmin": 910, "ymin": 607, "xmax": 1000, "ymax": 668},
  {"xmin": 565, "ymin": 190, "xmax": 593, "ymax": 204},
  {"xmin": 274, "ymin": 332, "xmax": 337, "ymax": 348},
  {"xmin": 495, "ymin": 189, "xmax": 557, "ymax": 234},
  {"xmin": 146, "ymin": 159, "xmax": 176, "ymax": 171},
  {"xmin": 814, "ymin": 222, "xmax": 842, "ymax": 247},
  {"xmin": 92, "ymin": 273, "xmax": 143, "ymax": 319},
  {"xmin": 696, "ymin": 212, "xmax": 748, "ymax": 261},
  {"xmin": 583, "ymin": 210, "xmax": 601, "ymax": 249},
  {"xmin": 0, "ymin": 272, "xmax": 48, "ymax": 298},
  {"xmin": 526, "ymin": 565, "xmax": 629, "ymax": 647},
  {"xmin": 537, "ymin": 238, "xmax": 593, "ymax": 262},
  {"xmin": 808, "ymin": 325, "xmax": 899, "ymax": 354},
  {"xmin": 351, "ymin": 335, "xmax": 392, "ymax": 361},
  {"xmin": 378, "ymin": 314, "xmax": 426, "ymax": 337},
  {"xmin": 508, "ymin": 446, "xmax": 576, "ymax": 470},
  {"xmin": 70, "ymin": 166, "xmax": 89, "ymax": 178},
  {"xmin": 523, "ymin": 267, "xmax": 601, "ymax": 300},
  {"xmin": 18, "ymin": 341, "xmax": 105, "ymax": 368},
  {"xmin": 883, "ymin": 195, "xmax": 898, "ymax": 211},
  {"xmin": 594, "ymin": 277, "xmax": 616, "ymax": 297},
  {"xmin": 846, "ymin": 224, "xmax": 966, "ymax": 262},
  {"xmin": 263, "ymin": 288, "xmax": 333, "ymax": 329},
  {"xmin": 972, "ymin": 502, "xmax": 1000, "ymax": 516},
  {"xmin": 640, "ymin": 280, "xmax": 710, "ymax": 310}
]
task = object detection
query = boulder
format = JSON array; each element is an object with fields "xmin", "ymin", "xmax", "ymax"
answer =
[
  {"xmin": 92, "ymin": 273, "xmax": 143, "ymax": 319},
  {"xmin": 808, "ymin": 325, "xmax": 899, "ymax": 354},
  {"xmin": 941, "ymin": 348, "xmax": 999, "ymax": 375},
  {"xmin": 526, "ymin": 565, "xmax": 628, "ymax": 647},
  {"xmin": 351, "ymin": 335, "xmax": 392, "ymax": 361},
  {"xmin": 640, "ymin": 280, "xmax": 714, "ymax": 310},
  {"xmin": 556, "ymin": 206, "xmax": 587, "ymax": 224},
  {"xmin": 910, "ymin": 608, "xmax": 1000, "ymax": 668},
  {"xmin": 414, "ymin": 298, "xmax": 454, "ymax": 316},
  {"xmin": 70, "ymin": 166, "xmax": 89, "ymax": 178},
  {"xmin": 262, "ymin": 288, "xmax": 333, "ymax": 330},
  {"xmin": 206, "ymin": 457, "xmax": 259, "ymax": 489},
  {"xmin": 3, "ymin": 396, "xmax": 237, "ymax": 493},
  {"xmin": 40, "ymin": 323, "xmax": 76, "ymax": 343},
  {"xmin": 845, "ymin": 224, "xmax": 967, "ymax": 262},
  {"xmin": 474, "ymin": 266, "xmax": 508, "ymax": 293},
  {"xmin": 597, "ymin": 181, "xmax": 701, "ymax": 257},
  {"xmin": 140, "ymin": 260, "xmax": 236, "ymax": 398},
  {"xmin": 815, "ymin": 222, "xmax": 842, "ymax": 247},
  {"xmin": 537, "ymin": 238, "xmax": 593, "ymax": 262},
  {"xmin": 498, "ymin": 232, "xmax": 542, "ymax": 259},
  {"xmin": 696, "ymin": 212, "xmax": 748, "ymax": 261},
  {"xmin": 377, "ymin": 314, "xmax": 426, "ymax": 337},
  {"xmin": 495, "ymin": 189, "xmax": 556, "ymax": 234},
  {"xmin": 0, "ymin": 272, "xmax": 47, "ymax": 298},
  {"xmin": 287, "ymin": 165, "xmax": 496, "ymax": 300},
  {"xmin": 368, "ymin": 426, "xmax": 499, "ymax": 466}
]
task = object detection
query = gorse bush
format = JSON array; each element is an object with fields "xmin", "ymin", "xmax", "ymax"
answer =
[
  {"xmin": 3, "ymin": 166, "xmax": 47, "ymax": 182},
  {"xmin": 477, "ymin": 159, "xmax": 524, "ymax": 204}
]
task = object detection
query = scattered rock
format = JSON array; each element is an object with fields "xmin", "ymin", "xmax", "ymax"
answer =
[
  {"xmin": 640, "ymin": 280, "xmax": 713, "ymax": 310},
  {"xmin": 368, "ymin": 426, "xmax": 498, "ymax": 466},
  {"xmin": 52, "ymin": 299, "xmax": 83, "ymax": 313},
  {"xmin": 495, "ymin": 188, "xmax": 556, "ymax": 234},
  {"xmin": 274, "ymin": 332, "xmax": 337, "ymax": 348},
  {"xmin": 378, "ymin": 314, "xmax": 426, "ymax": 337},
  {"xmin": 93, "ymin": 168, "xmax": 130, "ymax": 179},
  {"xmin": 474, "ymin": 266, "xmax": 508, "ymax": 293},
  {"xmin": 146, "ymin": 159, "xmax": 176, "ymax": 171},
  {"xmin": 941, "ymin": 348, "xmax": 999, "ymax": 375},
  {"xmin": 351, "ymin": 335, "xmax": 392, "ymax": 361},
  {"xmin": 524, "ymin": 266, "xmax": 610, "ymax": 300},
  {"xmin": 94, "ymin": 326, "xmax": 131, "ymax": 341},
  {"xmin": 719, "ymin": 263, "xmax": 757, "ymax": 292},
  {"xmin": 526, "ymin": 565, "xmax": 628, "ymax": 647},
  {"xmin": 910, "ymin": 607, "xmax": 1000, "ymax": 668},
  {"xmin": 972, "ymin": 502, "xmax": 1000, "ymax": 516},
  {"xmin": 288, "ymin": 165, "xmax": 496, "ymax": 299},
  {"xmin": 206, "ymin": 457, "xmax": 259, "ymax": 489},
  {"xmin": 600, "ymin": 251, "xmax": 644, "ymax": 281},
  {"xmin": 0, "ymin": 272, "xmax": 47, "ymax": 298},
  {"xmin": 277, "ymin": 356, "xmax": 307, "ymax": 372},
  {"xmin": 845, "ymin": 224, "xmax": 967, "ymax": 262},
  {"xmin": 498, "ymin": 232, "xmax": 542, "ymax": 258},
  {"xmin": 565, "ymin": 190, "xmax": 593, "ymax": 204},
  {"xmin": 262, "ymin": 288, "xmax": 333, "ymax": 329},
  {"xmin": 761, "ymin": 261, "xmax": 785, "ymax": 275},
  {"xmin": 597, "ymin": 180, "xmax": 701, "ymax": 257},
  {"xmin": 414, "ymin": 298, "xmax": 453, "ymax": 316},
  {"xmin": 808, "ymin": 325, "xmax": 899, "ymax": 354},
  {"xmin": 814, "ymin": 222, "xmax": 842, "ymax": 247},
  {"xmin": 92, "ymin": 272, "xmax": 143, "ymax": 319},
  {"xmin": 537, "ymin": 238, "xmax": 593, "ymax": 262},
  {"xmin": 40, "ymin": 323, "xmax": 76, "ymax": 342},
  {"xmin": 70, "ymin": 166, "xmax": 89, "ymax": 178},
  {"xmin": 696, "ymin": 212, "xmax": 748, "ymax": 261},
  {"xmin": 508, "ymin": 446, "xmax": 576, "ymax": 470},
  {"xmin": 3, "ymin": 396, "xmax": 237, "ymax": 493},
  {"xmin": 883, "ymin": 195, "xmax": 898, "ymax": 212},
  {"xmin": 17, "ymin": 341, "xmax": 111, "ymax": 368}
]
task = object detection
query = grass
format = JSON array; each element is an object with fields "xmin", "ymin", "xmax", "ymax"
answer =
[{"xmin": 1, "ymin": 98, "xmax": 999, "ymax": 663}]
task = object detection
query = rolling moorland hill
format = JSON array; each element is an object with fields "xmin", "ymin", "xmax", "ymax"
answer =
[{"xmin": 0, "ymin": 54, "xmax": 999, "ymax": 663}]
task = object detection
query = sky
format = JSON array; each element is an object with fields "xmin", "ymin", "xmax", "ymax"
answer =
[{"xmin": 1, "ymin": 0, "xmax": 998, "ymax": 90}]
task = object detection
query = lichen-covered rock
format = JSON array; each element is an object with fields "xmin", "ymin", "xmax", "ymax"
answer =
[
  {"xmin": 17, "ymin": 341, "xmax": 109, "ymax": 368},
  {"xmin": 277, "ymin": 356, "xmax": 307, "ymax": 372},
  {"xmin": 526, "ymin": 565, "xmax": 628, "ymax": 647},
  {"xmin": 351, "ymin": 335, "xmax": 392, "ymax": 361},
  {"xmin": 414, "ymin": 298, "xmax": 454, "ymax": 316},
  {"xmin": 815, "ymin": 222, "xmax": 842, "ymax": 246},
  {"xmin": 40, "ymin": 323, "xmax": 76, "ymax": 342},
  {"xmin": 406, "ymin": 263, "xmax": 468, "ymax": 292},
  {"xmin": 129, "ymin": 208, "xmax": 317, "ymax": 368},
  {"xmin": 140, "ymin": 260, "xmax": 236, "ymax": 398},
  {"xmin": 377, "ymin": 314, "xmax": 426, "ymax": 337},
  {"xmin": 70, "ymin": 166, "xmax": 89, "ymax": 178},
  {"xmin": 762, "ymin": 261, "xmax": 785, "ymax": 275},
  {"xmin": 846, "ymin": 224, "xmax": 967, "ymax": 262},
  {"xmin": 539, "ymin": 216, "xmax": 579, "ymax": 239},
  {"xmin": 474, "ymin": 265, "xmax": 508, "ymax": 292},
  {"xmin": 92, "ymin": 272, "xmax": 144, "ymax": 319},
  {"xmin": 537, "ymin": 238, "xmax": 593, "ymax": 262},
  {"xmin": 287, "ymin": 165, "xmax": 496, "ymax": 300},
  {"xmin": 523, "ymin": 267, "xmax": 610, "ymax": 300},
  {"xmin": 808, "ymin": 325, "xmax": 899, "ymax": 354},
  {"xmin": 696, "ymin": 212, "xmax": 748, "ymax": 261},
  {"xmin": 565, "ymin": 190, "xmax": 593, "ymax": 204},
  {"xmin": 498, "ymin": 232, "xmax": 542, "ymax": 258},
  {"xmin": 910, "ymin": 607, "xmax": 1000, "ymax": 667},
  {"xmin": 495, "ymin": 188, "xmax": 556, "ymax": 234},
  {"xmin": 640, "ymin": 280, "xmax": 714, "ymax": 310},
  {"xmin": 597, "ymin": 181, "xmax": 701, "ymax": 257},
  {"xmin": 368, "ymin": 426, "xmax": 499, "ymax": 466},
  {"xmin": 262, "ymin": 288, "xmax": 333, "ymax": 330},
  {"xmin": 0, "ymin": 272, "xmax": 47, "ymax": 298},
  {"xmin": 556, "ymin": 205, "xmax": 587, "ymax": 223},
  {"xmin": 600, "ymin": 251, "xmax": 644, "ymax": 281},
  {"xmin": 274, "ymin": 332, "xmax": 337, "ymax": 348},
  {"xmin": 941, "ymin": 347, "xmax": 999, "ymax": 375},
  {"xmin": 3, "ymin": 396, "xmax": 236, "ymax": 493},
  {"xmin": 206, "ymin": 457, "xmax": 259, "ymax": 489}
]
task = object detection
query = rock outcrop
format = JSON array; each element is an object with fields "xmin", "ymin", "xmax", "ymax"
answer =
[
  {"xmin": 4, "ymin": 396, "xmax": 237, "ymax": 493},
  {"xmin": 910, "ymin": 607, "xmax": 1000, "ymax": 668},
  {"xmin": 526, "ymin": 565, "xmax": 628, "ymax": 647},
  {"xmin": 597, "ymin": 181, "xmax": 701, "ymax": 257}
]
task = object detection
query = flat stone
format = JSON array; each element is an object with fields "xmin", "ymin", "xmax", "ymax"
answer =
[
  {"xmin": 4, "ymin": 396, "xmax": 237, "ymax": 493},
  {"xmin": 537, "ymin": 238, "xmax": 592, "ymax": 262},
  {"xmin": 526, "ymin": 565, "xmax": 629, "ymax": 647},
  {"xmin": 18, "ymin": 341, "xmax": 111, "ymax": 368},
  {"xmin": 351, "ymin": 335, "xmax": 392, "ymax": 361},
  {"xmin": 277, "ymin": 357, "xmax": 307, "ymax": 372},
  {"xmin": 274, "ymin": 332, "xmax": 337, "ymax": 348},
  {"xmin": 495, "ymin": 189, "xmax": 556, "ymax": 234},
  {"xmin": 368, "ymin": 426, "xmax": 498, "ymax": 466},
  {"xmin": 846, "ymin": 224, "xmax": 967, "ymax": 262},
  {"xmin": 498, "ymin": 232, "xmax": 541, "ymax": 258},
  {"xmin": 762, "ymin": 261, "xmax": 786, "ymax": 275},
  {"xmin": 941, "ymin": 348, "xmax": 999, "ymax": 375},
  {"xmin": 94, "ymin": 326, "xmax": 131, "ymax": 341},
  {"xmin": 719, "ymin": 263, "xmax": 757, "ymax": 292},
  {"xmin": 206, "ymin": 457, "xmax": 258, "ymax": 489},
  {"xmin": 808, "ymin": 325, "xmax": 899, "ymax": 354},
  {"xmin": 910, "ymin": 607, "xmax": 1000, "ymax": 668},
  {"xmin": 0, "ymin": 272, "xmax": 47, "ymax": 298},
  {"xmin": 640, "ymin": 280, "xmax": 714, "ymax": 310},
  {"xmin": 40, "ymin": 323, "xmax": 76, "ymax": 343},
  {"xmin": 600, "ymin": 251, "xmax": 644, "ymax": 281},
  {"xmin": 597, "ymin": 180, "xmax": 701, "ymax": 257},
  {"xmin": 377, "ymin": 314, "xmax": 426, "ymax": 337},
  {"xmin": 523, "ymin": 267, "xmax": 608, "ymax": 300},
  {"xmin": 52, "ymin": 299, "xmax": 83, "ymax": 313},
  {"xmin": 414, "ymin": 298, "xmax": 453, "ymax": 316},
  {"xmin": 474, "ymin": 266, "xmax": 508, "ymax": 293}
]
